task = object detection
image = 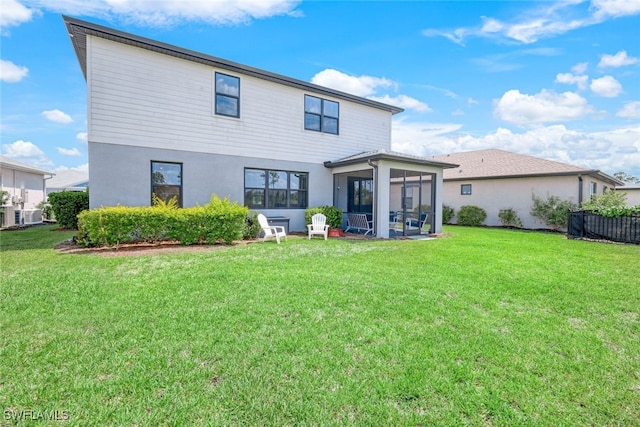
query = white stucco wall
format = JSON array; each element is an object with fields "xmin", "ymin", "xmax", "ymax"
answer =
[{"xmin": 443, "ymin": 175, "xmax": 613, "ymax": 229}]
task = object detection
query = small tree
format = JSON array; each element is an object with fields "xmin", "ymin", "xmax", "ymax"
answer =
[
  {"xmin": 530, "ymin": 193, "xmax": 577, "ymax": 230},
  {"xmin": 48, "ymin": 191, "xmax": 90, "ymax": 229},
  {"xmin": 457, "ymin": 205, "xmax": 486, "ymax": 226},
  {"xmin": 442, "ymin": 205, "xmax": 455, "ymax": 224},
  {"xmin": 498, "ymin": 208, "xmax": 523, "ymax": 228}
]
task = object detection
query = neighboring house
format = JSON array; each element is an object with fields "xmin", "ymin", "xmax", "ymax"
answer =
[
  {"xmin": 614, "ymin": 184, "xmax": 640, "ymax": 206},
  {"xmin": 0, "ymin": 155, "xmax": 53, "ymax": 226},
  {"xmin": 64, "ymin": 16, "xmax": 457, "ymax": 238},
  {"xmin": 46, "ymin": 169, "xmax": 89, "ymax": 195},
  {"xmin": 429, "ymin": 149, "xmax": 623, "ymax": 230}
]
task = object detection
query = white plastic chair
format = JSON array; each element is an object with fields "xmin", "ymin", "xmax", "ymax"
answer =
[
  {"xmin": 257, "ymin": 213, "xmax": 287, "ymax": 244},
  {"xmin": 307, "ymin": 213, "xmax": 329, "ymax": 240}
]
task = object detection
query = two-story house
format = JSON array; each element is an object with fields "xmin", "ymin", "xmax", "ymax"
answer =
[{"xmin": 64, "ymin": 16, "xmax": 456, "ymax": 238}]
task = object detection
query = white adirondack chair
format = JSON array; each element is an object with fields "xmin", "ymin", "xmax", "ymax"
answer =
[
  {"xmin": 257, "ymin": 213, "xmax": 287, "ymax": 244},
  {"xmin": 307, "ymin": 213, "xmax": 329, "ymax": 240}
]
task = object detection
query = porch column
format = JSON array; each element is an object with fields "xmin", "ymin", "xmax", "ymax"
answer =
[
  {"xmin": 433, "ymin": 169, "xmax": 444, "ymax": 233},
  {"xmin": 375, "ymin": 161, "xmax": 391, "ymax": 238}
]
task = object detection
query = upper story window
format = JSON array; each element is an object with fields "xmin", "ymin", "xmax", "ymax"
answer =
[
  {"xmin": 304, "ymin": 95, "xmax": 339, "ymax": 135},
  {"xmin": 244, "ymin": 168, "xmax": 308, "ymax": 209},
  {"xmin": 461, "ymin": 184, "xmax": 472, "ymax": 195},
  {"xmin": 590, "ymin": 182, "xmax": 597, "ymax": 198},
  {"xmin": 215, "ymin": 72, "xmax": 240, "ymax": 117},
  {"xmin": 151, "ymin": 161, "xmax": 182, "ymax": 207}
]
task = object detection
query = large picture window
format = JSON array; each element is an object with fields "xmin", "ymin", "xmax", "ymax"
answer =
[
  {"xmin": 304, "ymin": 95, "xmax": 339, "ymax": 134},
  {"xmin": 215, "ymin": 72, "xmax": 240, "ymax": 117},
  {"xmin": 152, "ymin": 161, "xmax": 182, "ymax": 207},
  {"xmin": 244, "ymin": 169, "xmax": 308, "ymax": 209}
]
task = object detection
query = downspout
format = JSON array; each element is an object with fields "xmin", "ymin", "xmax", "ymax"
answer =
[
  {"xmin": 367, "ymin": 159, "xmax": 378, "ymax": 236},
  {"xmin": 578, "ymin": 175, "xmax": 583, "ymax": 207}
]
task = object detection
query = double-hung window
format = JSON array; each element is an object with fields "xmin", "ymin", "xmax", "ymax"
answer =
[
  {"xmin": 215, "ymin": 72, "xmax": 240, "ymax": 117},
  {"xmin": 151, "ymin": 161, "xmax": 182, "ymax": 207},
  {"xmin": 244, "ymin": 168, "xmax": 308, "ymax": 209},
  {"xmin": 304, "ymin": 95, "xmax": 339, "ymax": 134}
]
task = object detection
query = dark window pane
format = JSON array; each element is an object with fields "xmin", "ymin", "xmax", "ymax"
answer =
[
  {"xmin": 305, "ymin": 95, "xmax": 321, "ymax": 114},
  {"xmin": 216, "ymin": 73, "xmax": 239, "ymax": 96},
  {"xmin": 322, "ymin": 116, "xmax": 338, "ymax": 134},
  {"xmin": 323, "ymin": 100, "xmax": 339, "ymax": 117},
  {"xmin": 267, "ymin": 171, "xmax": 288, "ymax": 189},
  {"xmin": 245, "ymin": 169, "xmax": 265, "ymax": 188},
  {"xmin": 305, "ymin": 113, "xmax": 321, "ymax": 131},
  {"xmin": 152, "ymin": 162, "xmax": 181, "ymax": 185},
  {"xmin": 216, "ymin": 95, "xmax": 238, "ymax": 117},
  {"xmin": 267, "ymin": 189, "xmax": 287, "ymax": 208},
  {"xmin": 245, "ymin": 189, "xmax": 264, "ymax": 208}
]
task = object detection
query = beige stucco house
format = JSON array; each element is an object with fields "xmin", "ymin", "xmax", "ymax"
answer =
[
  {"xmin": 429, "ymin": 149, "xmax": 623, "ymax": 230},
  {"xmin": 615, "ymin": 184, "xmax": 640, "ymax": 206},
  {"xmin": 0, "ymin": 155, "xmax": 53, "ymax": 226}
]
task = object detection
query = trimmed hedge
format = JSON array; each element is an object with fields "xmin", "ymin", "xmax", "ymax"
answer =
[
  {"xmin": 48, "ymin": 191, "xmax": 89, "ymax": 229},
  {"xmin": 77, "ymin": 195, "xmax": 248, "ymax": 248}
]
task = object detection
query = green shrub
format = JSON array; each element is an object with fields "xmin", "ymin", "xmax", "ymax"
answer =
[
  {"xmin": 580, "ymin": 191, "xmax": 640, "ymax": 217},
  {"xmin": 530, "ymin": 193, "xmax": 577, "ymax": 230},
  {"xmin": 243, "ymin": 212, "xmax": 261, "ymax": 239},
  {"xmin": 457, "ymin": 205, "xmax": 487, "ymax": 226},
  {"xmin": 48, "ymin": 191, "xmax": 89, "ymax": 229},
  {"xmin": 77, "ymin": 194, "xmax": 247, "ymax": 248},
  {"xmin": 442, "ymin": 205, "xmax": 455, "ymax": 224},
  {"xmin": 498, "ymin": 208, "xmax": 523, "ymax": 228},
  {"xmin": 305, "ymin": 205, "xmax": 343, "ymax": 228}
]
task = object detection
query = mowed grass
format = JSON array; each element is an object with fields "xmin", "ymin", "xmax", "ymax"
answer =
[{"xmin": 1, "ymin": 225, "xmax": 639, "ymax": 426}]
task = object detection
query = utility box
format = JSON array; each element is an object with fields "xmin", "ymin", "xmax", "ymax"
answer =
[{"xmin": 267, "ymin": 216, "xmax": 290, "ymax": 234}]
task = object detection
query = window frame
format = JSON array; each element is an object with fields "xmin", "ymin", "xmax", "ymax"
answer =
[
  {"xmin": 151, "ymin": 161, "xmax": 183, "ymax": 207},
  {"xmin": 461, "ymin": 184, "xmax": 472, "ymax": 195},
  {"xmin": 304, "ymin": 94, "xmax": 339, "ymax": 135},
  {"xmin": 215, "ymin": 72, "xmax": 240, "ymax": 118},
  {"xmin": 244, "ymin": 168, "xmax": 308, "ymax": 209}
]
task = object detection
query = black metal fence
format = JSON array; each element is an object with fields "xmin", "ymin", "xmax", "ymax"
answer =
[{"xmin": 567, "ymin": 211, "xmax": 640, "ymax": 244}]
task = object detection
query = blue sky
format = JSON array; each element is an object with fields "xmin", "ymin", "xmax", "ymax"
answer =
[{"xmin": 1, "ymin": 0, "xmax": 639, "ymax": 179}]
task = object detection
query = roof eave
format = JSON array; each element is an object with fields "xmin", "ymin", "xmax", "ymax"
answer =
[
  {"xmin": 62, "ymin": 15, "xmax": 404, "ymax": 115},
  {"xmin": 325, "ymin": 152, "xmax": 458, "ymax": 169}
]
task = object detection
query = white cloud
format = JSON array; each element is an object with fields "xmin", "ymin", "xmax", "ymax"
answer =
[
  {"xmin": 590, "ymin": 75, "xmax": 623, "ymax": 97},
  {"xmin": 311, "ymin": 69, "xmax": 430, "ymax": 113},
  {"xmin": 572, "ymin": 62, "xmax": 589, "ymax": 74},
  {"xmin": 2, "ymin": 140, "xmax": 54, "ymax": 169},
  {"xmin": 42, "ymin": 109, "xmax": 73, "ymax": 124},
  {"xmin": 0, "ymin": 0, "xmax": 35, "ymax": 32},
  {"xmin": 452, "ymin": 109, "xmax": 465, "ymax": 116},
  {"xmin": 0, "ymin": 60, "xmax": 29, "ymax": 83},
  {"xmin": 494, "ymin": 89, "xmax": 594, "ymax": 125},
  {"xmin": 57, "ymin": 147, "xmax": 82, "ymax": 156},
  {"xmin": 368, "ymin": 94, "xmax": 431, "ymax": 113},
  {"xmin": 424, "ymin": 0, "xmax": 640, "ymax": 45},
  {"xmin": 390, "ymin": 122, "xmax": 640, "ymax": 177},
  {"xmin": 598, "ymin": 50, "xmax": 639, "ymax": 68},
  {"xmin": 591, "ymin": 0, "xmax": 640, "ymax": 19},
  {"xmin": 555, "ymin": 72, "xmax": 589, "ymax": 90},
  {"xmin": 76, "ymin": 132, "xmax": 88, "ymax": 143},
  {"xmin": 311, "ymin": 69, "xmax": 394, "ymax": 97},
  {"xmin": 13, "ymin": 0, "xmax": 302, "ymax": 27},
  {"xmin": 468, "ymin": 98, "xmax": 479, "ymax": 105},
  {"xmin": 617, "ymin": 101, "xmax": 640, "ymax": 119}
]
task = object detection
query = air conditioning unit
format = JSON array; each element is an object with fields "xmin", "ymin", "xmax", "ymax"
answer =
[
  {"xmin": 1, "ymin": 205, "xmax": 15, "ymax": 227},
  {"xmin": 23, "ymin": 209, "xmax": 43, "ymax": 225}
]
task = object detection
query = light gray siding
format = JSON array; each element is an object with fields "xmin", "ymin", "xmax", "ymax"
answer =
[
  {"xmin": 87, "ymin": 36, "xmax": 392, "ymax": 165},
  {"xmin": 89, "ymin": 142, "xmax": 333, "ymax": 232}
]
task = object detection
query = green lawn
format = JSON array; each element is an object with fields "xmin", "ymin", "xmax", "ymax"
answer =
[{"xmin": 1, "ymin": 225, "xmax": 639, "ymax": 425}]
